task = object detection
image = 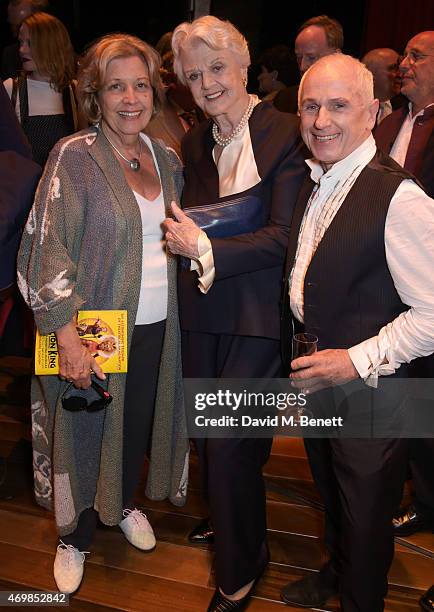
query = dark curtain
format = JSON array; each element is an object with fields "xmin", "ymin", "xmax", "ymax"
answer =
[{"xmin": 363, "ymin": 0, "xmax": 434, "ymax": 54}]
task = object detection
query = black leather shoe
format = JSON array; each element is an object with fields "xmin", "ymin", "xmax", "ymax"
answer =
[
  {"xmin": 281, "ymin": 563, "xmax": 338, "ymax": 608},
  {"xmin": 393, "ymin": 504, "xmax": 433, "ymax": 537},
  {"xmin": 420, "ymin": 585, "xmax": 434, "ymax": 612},
  {"xmin": 188, "ymin": 517, "xmax": 214, "ymax": 544},
  {"xmin": 207, "ymin": 546, "xmax": 270, "ymax": 611},
  {"xmin": 206, "ymin": 589, "xmax": 251, "ymax": 611}
]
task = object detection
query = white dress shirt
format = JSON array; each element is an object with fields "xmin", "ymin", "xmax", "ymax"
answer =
[
  {"xmin": 289, "ymin": 134, "xmax": 434, "ymax": 382},
  {"xmin": 390, "ymin": 103, "xmax": 434, "ymax": 166},
  {"xmin": 377, "ymin": 99, "xmax": 393, "ymax": 125}
]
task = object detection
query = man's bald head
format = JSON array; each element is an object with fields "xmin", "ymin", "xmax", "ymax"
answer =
[
  {"xmin": 300, "ymin": 53, "xmax": 375, "ymax": 109},
  {"xmin": 298, "ymin": 54, "xmax": 378, "ymax": 169},
  {"xmin": 362, "ymin": 48, "xmax": 400, "ymax": 101}
]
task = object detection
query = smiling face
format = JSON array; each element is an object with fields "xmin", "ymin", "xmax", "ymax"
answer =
[
  {"xmin": 98, "ymin": 55, "xmax": 154, "ymax": 143},
  {"xmin": 400, "ymin": 31, "xmax": 434, "ymax": 114},
  {"xmin": 180, "ymin": 40, "xmax": 248, "ymax": 122},
  {"xmin": 299, "ymin": 60, "xmax": 377, "ymax": 169},
  {"xmin": 295, "ymin": 26, "xmax": 336, "ymax": 75},
  {"xmin": 18, "ymin": 22, "xmax": 37, "ymax": 74}
]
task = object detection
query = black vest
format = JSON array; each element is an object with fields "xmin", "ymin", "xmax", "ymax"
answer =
[{"xmin": 281, "ymin": 150, "xmax": 415, "ymax": 368}]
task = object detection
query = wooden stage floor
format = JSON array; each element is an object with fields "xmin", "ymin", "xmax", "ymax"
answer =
[{"xmin": 0, "ymin": 356, "xmax": 433, "ymax": 611}]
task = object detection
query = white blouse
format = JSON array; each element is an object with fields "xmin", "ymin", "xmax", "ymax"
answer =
[{"xmin": 134, "ymin": 135, "xmax": 168, "ymax": 325}]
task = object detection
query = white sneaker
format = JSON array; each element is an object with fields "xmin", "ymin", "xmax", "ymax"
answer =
[
  {"xmin": 53, "ymin": 541, "xmax": 88, "ymax": 594},
  {"xmin": 119, "ymin": 508, "xmax": 156, "ymax": 551}
]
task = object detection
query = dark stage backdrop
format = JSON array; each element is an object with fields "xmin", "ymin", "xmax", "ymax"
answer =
[
  {"xmin": 363, "ymin": 0, "xmax": 434, "ymax": 55},
  {"xmin": 1, "ymin": 1, "xmax": 433, "ymax": 83}
]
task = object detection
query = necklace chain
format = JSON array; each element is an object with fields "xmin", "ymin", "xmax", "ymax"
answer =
[
  {"xmin": 212, "ymin": 95, "xmax": 255, "ymax": 147},
  {"xmin": 102, "ymin": 129, "xmax": 142, "ymax": 171}
]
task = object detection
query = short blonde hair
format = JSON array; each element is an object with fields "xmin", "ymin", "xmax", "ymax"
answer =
[
  {"xmin": 172, "ymin": 15, "xmax": 250, "ymax": 85},
  {"xmin": 298, "ymin": 53, "xmax": 374, "ymax": 110},
  {"xmin": 77, "ymin": 33, "xmax": 164, "ymax": 125}
]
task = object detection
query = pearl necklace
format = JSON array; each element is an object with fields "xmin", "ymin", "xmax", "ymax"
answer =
[
  {"xmin": 212, "ymin": 95, "xmax": 255, "ymax": 147},
  {"xmin": 103, "ymin": 129, "xmax": 142, "ymax": 171}
]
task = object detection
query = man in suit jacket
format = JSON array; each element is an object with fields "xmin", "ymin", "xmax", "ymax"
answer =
[
  {"xmin": 274, "ymin": 15, "xmax": 343, "ymax": 114},
  {"xmin": 375, "ymin": 31, "xmax": 434, "ymax": 197},
  {"xmin": 280, "ymin": 53, "xmax": 434, "ymax": 612},
  {"xmin": 374, "ymin": 30, "xmax": 434, "ymax": 540}
]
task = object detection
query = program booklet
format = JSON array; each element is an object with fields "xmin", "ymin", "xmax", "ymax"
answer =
[{"xmin": 35, "ymin": 310, "xmax": 128, "ymax": 375}]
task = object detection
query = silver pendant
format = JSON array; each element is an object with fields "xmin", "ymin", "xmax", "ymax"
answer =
[{"xmin": 130, "ymin": 158, "xmax": 140, "ymax": 171}]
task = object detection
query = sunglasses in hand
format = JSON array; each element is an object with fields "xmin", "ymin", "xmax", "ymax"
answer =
[{"xmin": 62, "ymin": 379, "xmax": 113, "ymax": 412}]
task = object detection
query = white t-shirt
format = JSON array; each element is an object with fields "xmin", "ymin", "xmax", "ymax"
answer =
[
  {"xmin": 3, "ymin": 77, "xmax": 65, "ymax": 122},
  {"xmin": 134, "ymin": 134, "xmax": 168, "ymax": 325}
]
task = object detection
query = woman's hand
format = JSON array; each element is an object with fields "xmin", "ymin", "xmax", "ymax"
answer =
[
  {"xmin": 163, "ymin": 201, "xmax": 200, "ymax": 259},
  {"xmin": 56, "ymin": 320, "xmax": 106, "ymax": 389}
]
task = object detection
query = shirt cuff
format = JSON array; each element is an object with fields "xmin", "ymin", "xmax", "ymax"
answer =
[
  {"xmin": 190, "ymin": 231, "xmax": 215, "ymax": 294},
  {"xmin": 348, "ymin": 337, "xmax": 396, "ymax": 389}
]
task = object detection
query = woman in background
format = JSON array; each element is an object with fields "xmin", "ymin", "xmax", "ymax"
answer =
[{"xmin": 4, "ymin": 11, "xmax": 79, "ymax": 166}]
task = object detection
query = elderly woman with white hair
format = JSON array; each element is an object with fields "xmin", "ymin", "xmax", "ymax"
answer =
[{"xmin": 163, "ymin": 15, "xmax": 306, "ymax": 611}]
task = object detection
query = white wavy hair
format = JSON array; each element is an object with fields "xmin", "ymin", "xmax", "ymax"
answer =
[{"xmin": 172, "ymin": 15, "xmax": 250, "ymax": 85}]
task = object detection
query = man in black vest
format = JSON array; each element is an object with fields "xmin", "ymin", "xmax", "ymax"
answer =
[{"xmin": 280, "ymin": 54, "xmax": 434, "ymax": 612}]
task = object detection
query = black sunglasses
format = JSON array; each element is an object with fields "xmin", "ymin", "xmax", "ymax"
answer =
[{"xmin": 62, "ymin": 380, "xmax": 113, "ymax": 412}]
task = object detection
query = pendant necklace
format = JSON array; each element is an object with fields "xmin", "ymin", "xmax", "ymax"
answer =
[{"xmin": 103, "ymin": 129, "xmax": 142, "ymax": 171}]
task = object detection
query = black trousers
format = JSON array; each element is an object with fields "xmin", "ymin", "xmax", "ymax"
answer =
[
  {"xmin": 182, "ymin": 330, "xmax": 281, "ymax": 594},
  {"xmin": 62, "ymin": 321, "xmax": 165, "ymax": 549},
  {"xmin": 305, "ymin": 436, "xmax": 407, "ymax": 612},
  {"xmin": 409, "ymin": 438, "xmax": 434, "ymax": 518},
  {"xmin": 406, "ymin": 360, "xmax": 434, "ymax": 517}
]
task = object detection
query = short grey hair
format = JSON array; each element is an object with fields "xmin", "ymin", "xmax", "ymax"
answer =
[
  {"xmin": 298, "ymin": 53, "xmax": 374, "ymax": 110},
  {"xmin": 172, "ymin": 15, "xmax": 250, "ymax": 85}
]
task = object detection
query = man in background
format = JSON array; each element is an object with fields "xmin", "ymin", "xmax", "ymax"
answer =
[
  {"xmin": 274, "ymin": 14, "xmax": 343, "ymax": 114},
  {"xmin": 362, "ymin": 47, "xmax": 404, "ymax": 124},
  {"xmin": 375, "ymin": 29, "xmax": 434, "ymax": 544}
]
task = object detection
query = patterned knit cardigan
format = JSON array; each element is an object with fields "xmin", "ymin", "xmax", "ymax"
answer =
[{"xmin": 17, "ymin": 127, "xmax": 189, "ymax": 536}]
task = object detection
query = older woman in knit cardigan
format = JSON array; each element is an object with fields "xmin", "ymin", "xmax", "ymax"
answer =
[{"xmin": 18, "ymin": 33, "xmax": 188, "ymax": 594}]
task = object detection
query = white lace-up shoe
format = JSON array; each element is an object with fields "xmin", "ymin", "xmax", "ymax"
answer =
[
  {"xmin": 53, "ymin": 541, "xmax": 88, "ymax": 594},
  {"xmin": 119, "ymin": 508, "xmax": 156, "ymax": 551}
]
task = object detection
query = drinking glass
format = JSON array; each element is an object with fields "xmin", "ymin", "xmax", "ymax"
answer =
[
  {"xmin": 286, "ymin": 332, "xmax": 318, "ymax": 425},
  {"xmin": 292, "ymin": 332, "xmax": 318, "ymax": 360}
]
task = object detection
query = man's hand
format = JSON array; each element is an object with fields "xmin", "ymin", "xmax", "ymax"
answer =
[
  {"xmin": 290, "ymin": 349, "xmax": 359, "ymax": 393},
  {"xmin": 163, "ymin": 201, "xmax": 200, "ymax": 259},
  {"xmin": 56, "ymin": 321, "xmax": 105, "ymax": 389}
]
